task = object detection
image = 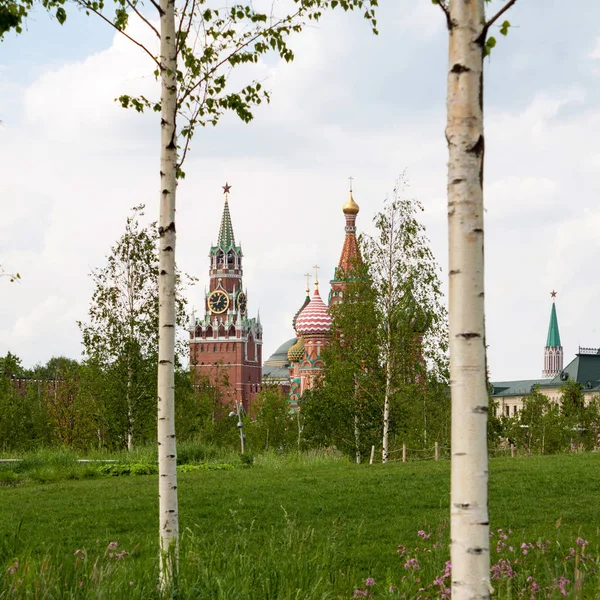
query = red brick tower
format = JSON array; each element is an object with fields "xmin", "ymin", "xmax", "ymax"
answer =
[
  {"xmin": 189, "ymin": 184, "xmax": 263, "ymax": 410},
  {"xmin": 330, "ymin": 185, "xmax": 361, "ymax": 305}
]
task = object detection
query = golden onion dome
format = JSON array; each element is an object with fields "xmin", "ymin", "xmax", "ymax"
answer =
[
  {"xmin": 287, "ymin": 336, "xmax": 305, "ymax": 363},
  {"xmin": 343, "ymin": 190, "xmax": 360, "ymax": 215}
]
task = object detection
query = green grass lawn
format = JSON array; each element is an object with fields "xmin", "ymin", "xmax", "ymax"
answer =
[{"xmin": 1, "ymin": 453, "xmax": 599, "ymax": 598}]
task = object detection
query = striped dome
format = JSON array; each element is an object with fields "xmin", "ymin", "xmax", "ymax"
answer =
[{"xmin": 295, "ymin": 289, "xmax": 332, "ymax": 335}]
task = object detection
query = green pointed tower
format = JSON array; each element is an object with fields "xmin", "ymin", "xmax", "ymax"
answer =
[
  {"xmin": 543, "ymin": 291, "xmax": 563, "ymax": 377},
  {"xmin": 217, "ymin": 189, "xmax": 236, "ymax": 251},
  {"xmin": 546, "ymin": 302, "xmax": 561, "ymax": 347}
]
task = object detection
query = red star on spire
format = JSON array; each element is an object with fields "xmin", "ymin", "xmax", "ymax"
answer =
[
  {"xmin": 550, "ymin": 290, "xmax": 557, "ymax": 299},
  {"xmin": 222, "ymin": 182, "xmax": 232, "ymax": 194}
]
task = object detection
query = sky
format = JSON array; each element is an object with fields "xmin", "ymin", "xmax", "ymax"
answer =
[{"xmin": 1, "ymin": 0, "xmax": 600, "ymax": 382}]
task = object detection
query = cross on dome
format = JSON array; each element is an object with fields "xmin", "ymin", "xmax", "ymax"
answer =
[{"xmin": 304, "ymin": 272, "xmax": 312, "ymax": 293}]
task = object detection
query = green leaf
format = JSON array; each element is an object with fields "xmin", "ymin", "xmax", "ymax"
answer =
[
  {"xmin": 500, "ymin": 20, "xmax": 510, "ymax": 36},
  {"xmin": 483, "ymin": 36, "xmax": 496, "ymax": 57}
]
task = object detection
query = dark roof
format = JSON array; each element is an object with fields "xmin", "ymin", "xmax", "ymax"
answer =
[
  {"xmin": 262, "ymin": 364, "xmax": 290, "ymax": 381},
  {"xmin": 491, "ymin": 379, "xmax": 549, "ymax": 398},
  {"xmin": 549, "ymin": 353, "xmax": 600, "ymax": 389},
  {"xmin": 492, "ymin": 352, "xmax": 600, "ymax": 397}
]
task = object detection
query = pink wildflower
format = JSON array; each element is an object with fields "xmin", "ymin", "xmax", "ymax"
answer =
[{"xmin": 403, "ymin": 558, "xmax": 420, "ymax": 570}]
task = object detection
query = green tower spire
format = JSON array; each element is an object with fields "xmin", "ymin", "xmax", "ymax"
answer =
[
  {"xmin": 546, "ymin": 297, "xmax": 561, "ymax": 348},
  {"xmin": 217, "ymin": 184, "xmax": 235, "ymax": 251}
]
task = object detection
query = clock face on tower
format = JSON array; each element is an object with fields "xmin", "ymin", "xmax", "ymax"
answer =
[
  {"xmin": 236, "ymin": 292, "xmax": 247, "ymax": 315},
  {"xmin": 208, "ymin": 290, "xmax": 229, "ymax": 314}
]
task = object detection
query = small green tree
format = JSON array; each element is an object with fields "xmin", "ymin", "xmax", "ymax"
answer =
[
  {"xmin": 518, "ymin": 387, "xmax": 565, "ymax": 454},
  {"xmin": 313, "ymin": 260, "xmax": 382, "ymax": 461},
  {"xmin": 0, "ymin": 351, "xmax": 25, "ymax": 378},
  {"xmin": 303, "ymin": 179, "xmax": 449, "ymax": 461},
  {"xmin": 363, "ymin": 177, "xmax": 448, "ymax": 461},
  {"xmin": 560, "ymin": 379, "xmax": 586, "ymax": 421},
  {"xmin": 78, "ymin": 205, "xmax": 189, "ymax": 450},
  {"xmin": 246, "ymin": 388, "xmax": 294, "ymax": 452}
]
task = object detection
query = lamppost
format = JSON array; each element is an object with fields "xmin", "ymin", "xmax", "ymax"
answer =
[{"xmin": 229, "ymin": 401, "xmax": 245, "ymax": 454}]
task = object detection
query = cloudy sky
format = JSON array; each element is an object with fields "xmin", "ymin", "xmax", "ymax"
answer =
[{"xmin": 1, "ymin": 0, "xmax": 599, "ymax": 382}]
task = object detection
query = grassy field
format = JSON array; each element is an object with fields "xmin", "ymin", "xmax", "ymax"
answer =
[{"xmin": 1, "ymin": 451, "xmax": 599, "ymax": 598}]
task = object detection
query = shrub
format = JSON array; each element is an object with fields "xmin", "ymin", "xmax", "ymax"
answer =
[{"xmin": 239, "ymin": 452, "xmax": 254, "ymax": 467}]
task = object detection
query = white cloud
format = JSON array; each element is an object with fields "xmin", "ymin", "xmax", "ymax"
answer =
[
  {"xmin": 1, "ymin": 0, "xmax": 599, "ymax": 388},
  {"xmin": 589, "ymin": 37, "xmax": 600, "ymax": 59}
]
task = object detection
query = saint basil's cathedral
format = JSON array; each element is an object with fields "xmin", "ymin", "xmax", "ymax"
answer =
[{"xmin": 189, "ymin": 183, "xmax": 362, "ymax": 410}]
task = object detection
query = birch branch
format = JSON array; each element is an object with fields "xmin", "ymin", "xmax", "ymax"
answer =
[{"xmin": 485, "ymin": 0, "xmax": 519, "ymax": 32}]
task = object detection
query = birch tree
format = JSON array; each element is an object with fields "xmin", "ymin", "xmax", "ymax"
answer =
[
  {"xmin": 13, "ymin": 0, "xmax": 378, "ymax": 585},
  {"xmin": 308, "ymin": 182, "xmax": 447, "ymax": 461},
  {"xmin": 434, "ymin": 1, "xmax": 519, "ymax": 596},
  {"xmin": 363, "ymin": 179, "xmax": 447, "ymax": 464},
  {"xmin": 79, "ymin": 205, "xmax": 189, "ymax": 451},
  {"xmin": 312, "ymin": 263, "xmax": 382, "ymax": 460}
]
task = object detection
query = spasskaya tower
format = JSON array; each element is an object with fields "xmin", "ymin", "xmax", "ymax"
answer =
[{"xmin": 189, "ymin": 184, "xmax": 263, "ymax": 410}]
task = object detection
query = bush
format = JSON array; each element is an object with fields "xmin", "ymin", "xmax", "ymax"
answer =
[
  {"xmin": 0, "ymin": 470, "xmax": 21, "ymax": 486},
  {"xmin": 98, "ymin": 463, "xmax": 158, "ymax": 477},
  {"xmin": 177, "ymin": 463, "xmax": 235, "ymax": 473},
  {"xmin": 239, "ymin": 452, "xmax": 254, "ymax": 467}
]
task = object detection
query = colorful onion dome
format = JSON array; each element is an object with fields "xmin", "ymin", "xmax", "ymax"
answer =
[
  {"xmin": 287, "ymin": 336, "xmax": 305, "ymax": 363},
  {"xmin": 342, "ymin": 190, "xmax": 360, "ymax": 215},
  {"xmin": 292, "ymin": 290, "xmax": 311, "ymax": 331},
  {"xmin": 295, "ymin": 288, "xmax": 332, "ymax": 335}
]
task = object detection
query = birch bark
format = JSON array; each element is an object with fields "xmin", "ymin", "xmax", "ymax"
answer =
[
  {"xmin": 157, "ymin": 0, "xmax": 179, "ymax": 587},
  {"xmin": 382, "ymin": 355, "xmax": 391, "ymax": 463},
  {"xmin": 381, "ymin": 212, "xmax": 395, "ymax": 464},
  {"xmin": 446, "ymin": 1, "xmax": 490, "ymax": 597}
]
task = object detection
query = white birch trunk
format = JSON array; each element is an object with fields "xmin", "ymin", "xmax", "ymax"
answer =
[
  {"xmin": 446, "ymin": 1, "xmax": 490, "ymax": 598},
  {"xmin": 381, "ymin": 225, "xmax": 394, "ymax": 465},
  {"xmin": 354, "ymin": 412, "xmax": 361, "ymax": 464},
  {"xmin": 354, "ymin": 374, "xmax": 361, "ymax": 464},
  {"xmin": 382, "ymin": 359, "xmax": 391, "ymax": 463},
  {"xmin": 157, "ymin": 0, "xmax": 179, "ymax": 587},
  {"xmin": 126, "ymin": 363, "xmax": 133, "ymax": 451}
]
